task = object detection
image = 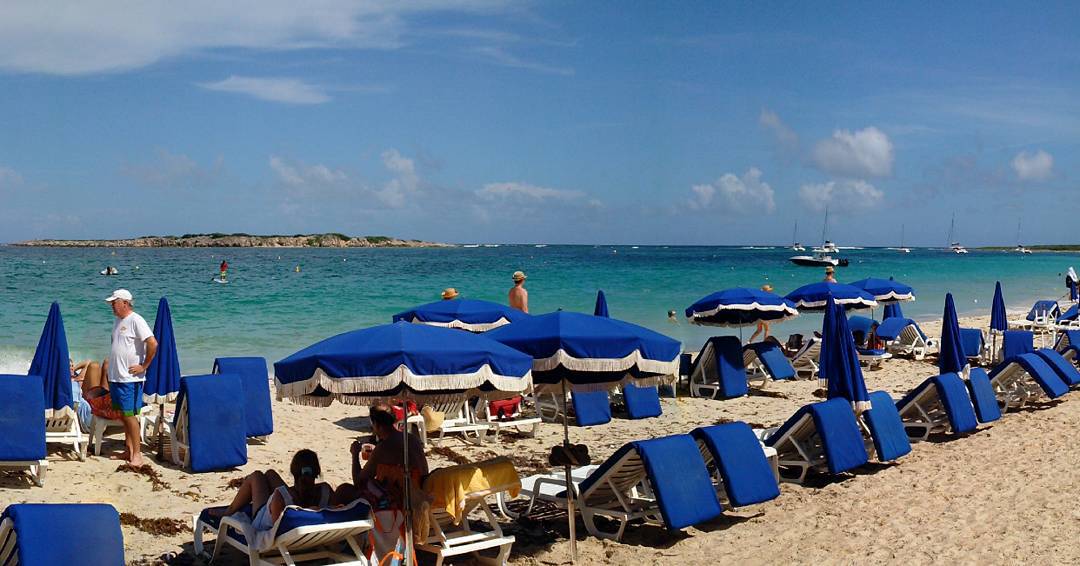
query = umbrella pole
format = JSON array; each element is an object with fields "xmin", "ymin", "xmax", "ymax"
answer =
[
  {"xmin": 402, "ymin": 400, "xmax": 414, "ymax": 566},
  {"xmin": 156, "ymin": 402, "xmax": 166, "ymax": 461},
  {"xmin": 562, "ymin": 381, "xmax": 578, "ymax": 563}
]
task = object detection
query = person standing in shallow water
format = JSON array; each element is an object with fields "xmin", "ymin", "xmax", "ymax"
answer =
[
  {"xmin": 823, "ymin": 266, "xmax": 837, "ymax": 283},
  {"xmin": 508, "ymin": 271, "xmax": 528, "ymax": 313}
]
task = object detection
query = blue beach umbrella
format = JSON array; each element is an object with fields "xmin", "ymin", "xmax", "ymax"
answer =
[
  {"xmin": 392, "ymin": 298, "xmax": 528, "ymax": 333},
  {"xmin": 848, "ymin": 278, "xmax": 915, "ymax": 303},
  {"xmin": 820, "ymin": 296, "xmax": 871, "ymax": 413},
  {"xmin": 883, "ymin": 302, "xmax": 905, "ymax": 320},
  {"xmin": 275, "ymin": 321, "xmax": 533, "ymax": 404},
  {"xmin": 144, "ymin": 297, "xmax": 182, "ymax": 404},
  {"xmin": 274, "ymin": 321, "xmax": 532, "ymax": 565},
  {"xmin": 939, "ymin": 293, "xmax": 967, "ymax": 375},
  {"xmin": 685, "ymin": 287, "xmax": 799, "ymax": 327},
  {"xmin": 594, "ymin": 290, "xmax": 609, "ymax": 318},
  {"xmin": 785, "ymin": 282, "xmax": 878, "ymax": 312},
  {"xmin": 28, "ymin": 302, "xmax": 73, "ymax": 418},
  {"xmin": 485, "ymin": 311, "xmax": 679, "ymax": 561}
]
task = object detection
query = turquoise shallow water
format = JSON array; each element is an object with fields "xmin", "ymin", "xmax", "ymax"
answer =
[{"xmin": 1, "ymin": 245, "xmax": 1077, "ymax": 374}]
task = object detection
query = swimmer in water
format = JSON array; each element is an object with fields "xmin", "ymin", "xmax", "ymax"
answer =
[
  {"xmin": 294, "ymin": 265, "xmax": 301, "ymax": 273},
  {"xmin": 667, "ymin": 310, "xmax": 679, "ymax": 324}
]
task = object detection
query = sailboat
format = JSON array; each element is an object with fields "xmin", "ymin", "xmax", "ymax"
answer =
[
  {"xmin": 1014, "ymin": 220, "xmax": 1032, "ymax": 254},
  {"xmin": 789, "ymin": 208, "xmax": 849, "ymax": 267},
  {"xmin": 947, "ymin": 214, "xmax": 968, "ymax": 254},
  {"xmin": 897, "ymin": 224, "xmax": 911, "ymax": 253},
  {"xmin": 791, "ymin": 221, "xmax": 805, "ymax": 251}
]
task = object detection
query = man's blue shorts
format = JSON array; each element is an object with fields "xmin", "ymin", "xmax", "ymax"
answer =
[{"xmin": 110, "ymin": 381, "xmax": 144, "ymax": 417}]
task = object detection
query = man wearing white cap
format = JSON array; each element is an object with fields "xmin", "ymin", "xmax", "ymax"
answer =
[
  {"xmin": 508, "ymin": 271, "xmax": 529, "ymax": 313},
  {"xmin": 103, "ymin": 289, "xmax": 157, "ymax": 466}
]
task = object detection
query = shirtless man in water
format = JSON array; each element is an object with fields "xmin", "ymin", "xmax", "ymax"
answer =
[{"xmin": 508, "ymin": 271, "xmax": 528, "ymax": 313}]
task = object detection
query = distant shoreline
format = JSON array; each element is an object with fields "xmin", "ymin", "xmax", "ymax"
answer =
[{"xmin": 13, "ymin": 233, "xmax": 451, "ymax": 248}]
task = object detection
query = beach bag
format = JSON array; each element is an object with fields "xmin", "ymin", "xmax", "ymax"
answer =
[{"xmin": 488, "ymin": 396, "xmax": 522, "ymax": 420}]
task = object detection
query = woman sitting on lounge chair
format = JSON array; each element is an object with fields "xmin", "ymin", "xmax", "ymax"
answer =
[
  {"xmin": 207, "ymin": 450, "xmax": 334, "ymax": 527},
  {"xmin": 334, "ymin": 404, "xmax": 429, "ymax": 509}
]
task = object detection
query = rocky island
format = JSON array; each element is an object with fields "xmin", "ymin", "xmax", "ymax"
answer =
[{"xmin": 15, "ymin": 233, "xmax": 450, "ymax": 248}]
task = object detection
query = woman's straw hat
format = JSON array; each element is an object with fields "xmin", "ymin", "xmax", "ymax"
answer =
[
  {"xmin": 441, "ymin": 288, "xmax": 459, "ymax": 300},
  {"xmin": 421, "ymin": 405, "xmax": 445, "ymax": 432},
  {"xmin": 512, "ymin": 271, "xmax": 527, "ymax": 282},
  {"xmin": 761, "ymin": 283, "xmax": 774, "ymax": 292}
]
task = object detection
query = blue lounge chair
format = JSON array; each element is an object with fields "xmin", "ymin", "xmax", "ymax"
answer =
[
  {"xmin": 989, "ymin": 353, "xmax": 1069, "ymax": 410},
  {"xmin": 0, "ymin": 504, "xmax": 124, "ymax": 566},
  {"xmin": 1054, "ymin": 330, "xmax": 1080, "ymax": 362},
  {"xmin": 171, "ymin": 374, "xmax": 248, "ymax": 472},
  {"xmin": 0, "ymin": 375, "xmax": 47, "ymax": 487},
  {"xmin": 514, "ymin": 434, "xmax": 723, "ymax": 540},
  {"xmin": 213, "ymin": 357, "xmax": 273, "ymax": 439},
  {"xmin": 1056, "ymin": 303, "xmax": 1078, "ymax": 325},
  {"xmin": 622, "ymin": 384, "xmax": 662, "ymax": 419},
  {"xmin": 878, "ymin": 318, "xmax": 936, "ymax": 360},
  {"xmin": 743, "ymin": 341, "xmax": 796, "ymax": 386},
  {"xmin": 1025, "ymin": 300, "xmax": 1060, "ymax": 322},
  {"xmin": 692, "ymin": 423, "xmax": 780, "ymax": 507},
  {"xmin": 860, "ymin": 391, "xmax": 912, "ymax": 462},
  {"xmin": 194, "ymin": 499, "xmax": 372, "ymax": 566},
  {"xmin": 763, "ymin": 398, "xmax": 869, "ymax": 483},
  {"xmin": 959, "ymin": 328, "xmax": 986, "ymax": 364},
  {"xmin": 1003, "ymin": 330, "xmax": 1034, "ymax": 360},
  {"xmin": 966, "ymin": 368, "xmax": 1002, "ymax": 424},
  {"xmin": 895, "ymin": 373, "xmax": 978, "ymax": 441},
  {"xmin": 1033, "ymin": 349, "xmax": 1080, "ymax": 387},
  {"xmin": 690, "ymin": 336, "xmax": 748, "ymax": 399}
]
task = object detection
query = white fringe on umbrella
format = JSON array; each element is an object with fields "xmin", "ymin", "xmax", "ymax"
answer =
[
  {"xmin": 791, "ymin": 297, "xmax": 878, "ymax": 310},
  {"xmin": 531, "ymin": 372, "xmax": 676, "ymax": 395},
  {"xmin": 529, "ymin": 349, "xmax": 679, "ymax": 376},
  {"xmin": 873, "ymin": 292, "xmax": 915, "ymax": 303},
  {"xmin": 275, "ymin": 364, "xmax": 531, "ymax": 405},
  {"xmin": 687, "ymin": 301, "xmax": 799, "ymax": 327},
  {"xmin": 399, "ymin": 316, "xmax": 512, "ymax": 333}
]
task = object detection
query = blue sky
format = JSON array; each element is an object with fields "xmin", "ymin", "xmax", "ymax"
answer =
[{"xmin": 0, "ymin": 2, "xmax": 1077, "ymax": 245}]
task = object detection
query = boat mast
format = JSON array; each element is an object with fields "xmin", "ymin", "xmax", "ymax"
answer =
[
  {"xmin": 792, "ymin": 220, "xmax": 798, "ymax": 245},
  {"xmin": 901, "ymin": 224, "xmax": 905, "ymax": 248},
  {"xmin": 821, "ymin": 208, "xmax": 829, "ymax": 245}
]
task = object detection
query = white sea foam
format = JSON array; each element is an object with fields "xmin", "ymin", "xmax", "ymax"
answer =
[{"xmin": 0, "ymin": 346, "xmax": 33, "ymax": 374}]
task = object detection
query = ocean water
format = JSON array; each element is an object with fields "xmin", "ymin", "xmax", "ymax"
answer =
[{"xmin": 1, "ymin": 245, "xmax": 1077, "ymax": 374}]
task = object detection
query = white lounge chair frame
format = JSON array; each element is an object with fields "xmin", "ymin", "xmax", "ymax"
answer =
[
  {"xmin": 886, "ymin": 324, "xmax": 937, "ymax": 361},
  {"xmin": 0, "ymin": 517, "xmax": 19, "ymax": 562},
  {"xmin": 858, "ymin": 350, "xmax": 891, "ymax": 369},
  {"xmin": 895, "ymin": 383, "xmax": 957, "ymax": 441},
  {"xmin": 496, "ymin": 465, "xmax": 598, "ymax": 519},
  {"xmin": 790, "ymin": 338, "xmax": 821, "ymax": 380},
  {"xmin": 503, "ymin": 449, "xmax": 662, "ymax": 541},
  {"xmin": 45, "ymin": 413, "xmax": 86, "ymax": 461},
  {"xmin": 89, "ymin": 412, "xmax": 149, "ymax": 457},
  {"xmin": 753, "ymin": 415, "xmax": 829, "ymax": 484},
  {"xmin": 742, "ymin": 349, "xmax": 774, "ymax": 389},
  {"xmin": 410, "ymin": 399, "xmax": 491, "ymax": 447},
  {"xmin": 989, "ymin": 363, "xmax": 1050, "ymax": 410},
  {"xmin": 473, "ymin": 396, "xmax": 540, "ymax": 439},
  {"xmin": 417, "ymin": 483, "xmax": 516, "ymax": 566},
  {"xmin": 170, "ymin": 395, "xmax": 192, "ymax": 468},
  {"xmin": 192, "ymin": 501, "xmax": 373, "ymax": 566},
  {"xmin": 0, "ymin": 458, "xmax": 47, "ymax": 487}
]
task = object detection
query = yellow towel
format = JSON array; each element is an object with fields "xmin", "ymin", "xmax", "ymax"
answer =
[{"xmin": 422, "ymin": 457, "xmax": 521, "ymax": 524}]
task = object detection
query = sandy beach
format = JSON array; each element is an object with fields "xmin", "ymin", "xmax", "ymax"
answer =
[{"xmin": 4, "ymin": 314, "xmax": 1080, "ymax": 565}]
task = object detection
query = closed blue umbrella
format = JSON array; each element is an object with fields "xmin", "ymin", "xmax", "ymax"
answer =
[
  {"xmin": 785, "ymin": 282, "xmax": 877, "ymax": 311},
  {"xmin": 392, "ymin": 298, "xmax": 528, "ymax": 333},
  {"xmin": 274, "ymin": 321, "xmax": 532, "ymax": 564},
  {"xmin": 883, "ymin": 302, "xmax": 904, "ymax": 320},
  {"xmin": 28, "ymin": 302, "xmax": 72, "ymax": 418},
  {"xmin": 594, "ymin": 290, "xmax": 609, "ymax": 318},
  {"xmin": 820, "ymin": 296, "xmax": 871, "ymax": 413},
  {"xmin": 486, "ymin": 311, "xmax": 679, "ymax": 561},
  {"xmin": 939, "ymin": 293, "xmax": 967, "ymax": 375},
  {"xmin": 990, "ymin": 282, "xmax": 1007, "ymax": 333},
  {"xmin": 848, "ymin": 278, "xmax": 915, "ymax": 303},
  {"xmin": 144, "ymin": 297, "xmax": 181, "ymax": 404},
  {"xmin": 685, "ymin": 288, "xmax": 799, "ymax": 327}
]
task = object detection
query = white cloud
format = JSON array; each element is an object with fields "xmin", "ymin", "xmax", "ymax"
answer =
[
  {"xmin": 269, "ymin": 150, "xmax": 419, "ymax": 208},
  {"xmin": 122, "ymin": 149, "xmax": 222, "ymax": 187},
  {"xmin": 1011, "ymin": 149, "xmax": 1054, "ymax": 181},
  {"xmin": 759, "ymin": 109, "xmax": 798, "ymax": 150},
  {"xmin": 0, "ymin": 1, "xmax": 510, "ymax": 75},
  {"xmin": 468, "ymin": 46, "xmax": 574, "ymax": 76},
  {"xmin": 687, "ymin": 168, "xmax": 775, "ymax": 214},
  {"xmin": 811, "ymin": 127, "xmax": 894, "ymax": 178},
  {"xmin": 799, "ymin": 179, "xmax": 885, "ymax": 212},
  {"xmin": 477, "ymin": 182, "xmax": 585, "ymax": 202},
  {"xmin": 0, "ymin": 166, "xmax": 23, "ymax": 188},
  {"xmin": 199, "ymin": 76, "xmax": 330, "ymax": 104},
  {"xmin": 377, "ymin": 150, "xmax": 420, "ymax": 208},
  {"xmin": 269, "ymin": 155, "xmax": 347, "ymax": 187}
]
